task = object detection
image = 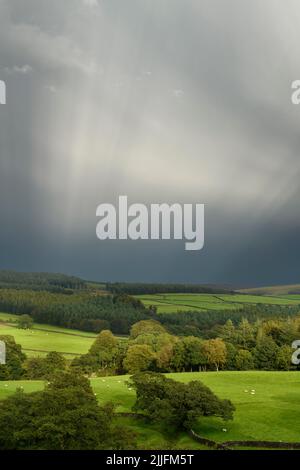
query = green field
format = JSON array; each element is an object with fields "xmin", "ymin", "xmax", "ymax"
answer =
[
  {"xmin": 0, "ymin": 313, "xmax": 97, "ymax": 358},
  {"xmin": 136, "ymin": 293, "xmax": 300, "ymax": 313},
  {"xmin": 1, "ymin": 371, "xmax": 299, "ymax": 446}
]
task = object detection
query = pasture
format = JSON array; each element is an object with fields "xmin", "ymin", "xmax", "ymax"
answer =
[
  {"xmin": 0, "ymin": 312, "xmax": 97, "ymax": 358},
  {"xmin": 1, "ymin": 371, "xmax": 299, "ymax": 446},
  {"xmin": 135, "ymin": 293, "xmax": 300, "ymax": 313}
]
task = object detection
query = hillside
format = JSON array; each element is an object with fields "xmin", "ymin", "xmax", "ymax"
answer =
[
  {"xmin": 0, "ymin": 312, "xmax": 97, "ymax": 358},
  {"xmin": 0, "ymin": 270, "xmax": 86, "ymax": 292},
  {"xmin": 238, "ymin": 284, "xmax": 300, "ymax": 296},
  {"xmin": 1, "ymin": 371, "xmax": 299, "ymax": 447},
  {"xmin": 136, "ymin": 292, "xmax": 300, "ymax": 313}
]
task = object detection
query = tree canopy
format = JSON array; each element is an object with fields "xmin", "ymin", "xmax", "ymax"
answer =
[
  {"xmin": 129, "ymin": 372, "xmax": 235, "ymax": 432},
  {"xmin": 0, "ymin": 370, "xmax": 136, "ymax": 450}
]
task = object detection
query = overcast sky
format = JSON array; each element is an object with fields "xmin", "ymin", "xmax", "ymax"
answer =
[{"xmin": 1, "ymin": 0, "xmax": 300, "ymax": 285}]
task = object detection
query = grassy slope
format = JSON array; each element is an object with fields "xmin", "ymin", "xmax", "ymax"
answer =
[
  {"xmin": 239, "ymin": 284, "xmax": 300, "ymax": 296},
  {"xmin": 1, "ymin": 371, "xmax": 299, "ymax": 445},
  {"xmin": 136, "ymin": 293, "xmax": 300, "ymax": 313},
  {"xmin": 0, "ymin": 312, "xmax": 97, "ymax": 358}
]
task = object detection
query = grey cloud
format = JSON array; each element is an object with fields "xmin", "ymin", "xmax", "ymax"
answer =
[{"xmin": 0, "ymin": 0, "xmax": 300, "ymax": 284}]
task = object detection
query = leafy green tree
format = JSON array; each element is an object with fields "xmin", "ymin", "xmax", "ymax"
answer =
[
  {"xmin": 202, "ymin": 338, "xmax": 227, "ymax": 371},
  {"xmin": 169, "ymin": 340, "xmax": 186, "ymax": 372},
  {"xmin": 133, "ymin": 332, "xmax": 173, "ymax": 351},
  {"xmin": 235, "ymin": 349, "xmax": 254, "ymax": 370},
  {"xmin": 88, "ymin": 330, "xmax": 118, "ymax": 370},
  {"xmin": 220, "ymin": 320, "xmax": 236, "ymax": 342},
  {"xmin": 276, "ymin": 345, "xmax": 293, "ymax": 370},
  {"xmin": 132, "ymin": 332, "xmax": 177, "ymax": 372},
  {"xmin": 156, "ymin": 342, "xmax": 176, "ymax": 371},
  {"xmin": 25, "ymin": 352, "xmax": 66, "ymax": 379},
  {"xmin": 181, "ymin": 337, "xmax": 206, "ymax": 371},
  {"xmin": 130, "ymin": 320, "xmax": 166, "ymax": 340},
  {"xmin": 24, "ymin": 357, "xmax": 47, "ymax": 379},
  {"xmin": 0, "ymin": 370, "xmax": 136, "ymax": 450},
  {"xmin": 45, "ymin": 351, "xmax": 66, "ymax": 370},
  {"xmin": 72, "ymin": 330, "xmax": 121, "ymax": 375},
  {"xmin": 129, "ymin": 372, "xmax": 235, "ymax": 432},
  {"xmin": 261, "ymin": 320, "xmax": 298, "ymax": 347},
  {"xmin": 253, "ymin": 336, "xmax": 278, "ymax": 370},
  {"xmin": 236, "ymin": 318, "xmax": 255, "ymax": 349},
  {"xmin": 123, "ymin": 344, "xmax": 156, "ymax": 373},
  {"xmin": 89, "ymin": 330, "xmax": 118, "ymax": 355},
  {"xmin": 225, "ymin": 342, "xmax": 238, "ymax": 370},
  {"xmin": 17, "ymin": 314, "xmax": 33, "ymax": 330},
  {"xmin": 114, "ymin": 341, "xmax": 128, "ymax": 374},
  {"xmin": 0, "ymin": 335, "xmax": 26, "ymax": 380}
]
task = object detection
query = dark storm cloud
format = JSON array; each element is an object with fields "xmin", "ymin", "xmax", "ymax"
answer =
[{"xmin": 1, "ymin": 0, "xmax": 300, "ymax": 285}]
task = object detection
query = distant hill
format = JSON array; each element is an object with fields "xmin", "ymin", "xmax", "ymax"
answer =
[
  {"xmin": 0, "ymin": 270, "xmax": 86, "ymax": 292},
  {"xmin": 238, "ymin": 284, "xmax": 300, "ymax": 296}
]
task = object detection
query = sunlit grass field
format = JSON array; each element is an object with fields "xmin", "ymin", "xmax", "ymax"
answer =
[
  {"xmin": 1, "ymin": 371, "xmax": 299, "ymax": 445},
  {"xmin": 0, "ymin": 312, "xmax": 97, "ymax": 358},
  {"xmin": 136, "ymin": 293, "xmax": 300, "ymax": 313}
]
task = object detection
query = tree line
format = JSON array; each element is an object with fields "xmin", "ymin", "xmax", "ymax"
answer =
[
  {"xmin": 0, "ymin": 270, "xmax": 86, "ymax": 293},
  {"xmin": 106, "ymin": 282, "xmax": 233, "ymax": 295},
  {"xmin": 158, "ymin": 304, "xmax": 300, "ymax": 337},
  {"xmin": 68, "ymin": 318, "xmax": 299, "ymax": 376},
  {"xmin": 5, "ymin": 315, "xmax": 295, "ymax": 382},
  {"xmin": 0, "ymin": 289, "xmax": 153, "ymax": 334},
  {"xmin": 0, "ymin": 287, "xmax": 299, "ymax": 337},
  {"xmin": 0, "ymin": 366, "xmax": 235, "ymax": 450}
]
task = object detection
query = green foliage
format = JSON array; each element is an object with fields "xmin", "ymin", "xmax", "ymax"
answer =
[
  {"xmin": 276, "ymin": 345, "xmax": 294, "ymax": 370},
  {"xmin": 235, "ymin": 318, "xmax": 256, "ymax": 349},
  {"xmin": 0, "ymin": 289, "xmax": 151, "ymax": 334},
  {"xmin": 181, "ymin": 337, "xmax": 206, "ymax": 371},
  {"xmin": 123, "ymin": 345, "xmax": 156, "ymax": 374},
  {"xmin": 158, "ymin": 304, "xmax": 300, "ymax": 338},
  {"xmin": 17, "ymin": 314, "xmax": 33, "ymax": 330},
  {"xmin": 0, "ymin": 370, "xmax": 136, "ymax": 450},
  {"xmin": 24, "ymin": 352, "xmax": 66, "ymax": 379},
  {"xmin": 202, "ymin": 338, "xmax": 227, "ymax": 371},
  {"xmin": 89, "ymin": 330, "xmax": 118, "ymax": 356},
  {"xmin": 130, "ymin": 320, "xmax": 167, "ymax": 339},
  {"xmin": 107, "ymin": 283, "xmax": 232, "ymax": 295},
  {"xmin": 129, "ymin": 372, "xmax": 235, "ymax": 432},
  {"xmin": 0, "ymin": 335, "xmax": 26, "ymax": 380},
  {"xmin": 235, "ymin": 349, "xmax": 254, "ymax": 370},
  {"xmin": 0, "ymin": 270, "xmax": 85, "ymax": 292},
  {"xmin": 71, "ymin": 330, "xmax": 122, "ymax": 375},
  {"xmin": 225, "ymin": 342, "xmax": 238, "ymax": 370},
  {"xmin": 2, "ymin": 371, "xmax": 300, "ymax": 444},
  {"xmin": 253, "ymin": 336, "xmax": 279, "ymax": 370}
]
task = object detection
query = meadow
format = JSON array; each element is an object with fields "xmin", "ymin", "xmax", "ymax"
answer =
[
  {"xmin": 0, "ymin": 312, "xmax": 97, "ymax": 358},
  {"xmin": 1, "ymin": 371, "xmax": 299, "ymax": 447},
  {"xmin": 135, "ymin": 293, "xmax": 300, "ymax": 313}
]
